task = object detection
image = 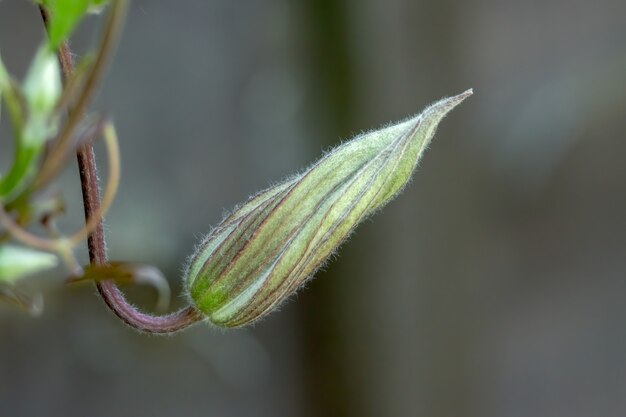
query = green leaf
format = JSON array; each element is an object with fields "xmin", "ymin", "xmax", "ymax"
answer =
[
  {"xmin": 39, "ymin": 0, "xmax": 111, "ymax": 49},
  {"xmin": 0, "ymin": 52, "xmax": 24, "ymax": 135},
  {"xmin": 0, "ymin": 145, "xmax": 42, "ymax": 201},
  {"xmin": 87, "ymin": 0, "xmax": 110, "ymax": 14},
  {"xmin": 0, "ymin": 51, "xmax": 9, "ymax": 126},
  {"xmin": 0, "ymin": 52, "xmax": 8, "ymax": 87},
  {"xmin": 0, "ymin": 245, "xmax": 58, "ymax": 284},
  {"xmin": 40, "ymin": 0, "xmax": 94, "ymax": 49},
  {"xmin": 0, "ymin": 66, "xmax": 4, "ymax": 125},
  {"xmin": 0, "ymin": 46, "xmax": 61, "ymax": 200}
]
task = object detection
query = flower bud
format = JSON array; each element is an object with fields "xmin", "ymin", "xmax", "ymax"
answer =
[
  {"xmin": 23, "ymin": 45, "xmax": 62, "ymax": 118},
  {"xmin": 22, "ymin": 45, "xmax": 62, "ymax": 147},
  {"xmin": 185, "ymin": 90, "xmax": 472, "ymax": 327}
]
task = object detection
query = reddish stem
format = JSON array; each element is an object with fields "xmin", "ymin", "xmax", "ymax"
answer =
[{"xmin": 39, "ymin": 4, "xmax": 201, "ymax": 333}]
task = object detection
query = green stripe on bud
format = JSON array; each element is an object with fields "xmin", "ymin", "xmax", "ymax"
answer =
[{"xmin": 185, "ymin": 90, "xmax": 472, "ymax": 327}]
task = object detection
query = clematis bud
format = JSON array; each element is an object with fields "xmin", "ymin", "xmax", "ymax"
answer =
[
  {"xmin": 22, "ymin": 45, "xmax": 62, "ymax": 146},
  {"xmin": 185, "ymin": 90, "xmax": 472, "ymax": 327},
  {"xmin": 23, "ymin": 45, "xmax": 61, "ymax": 119}
]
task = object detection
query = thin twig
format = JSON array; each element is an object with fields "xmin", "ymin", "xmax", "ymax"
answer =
[
  {"xmin": 0, "ymin": 203, "xmax": 60, "ymax": 252},
  {"xmin": 39, "ymin": 1, "xmax": 201, "ymax": 333},
  {"xmin": 36, "ymin": 2, "xmax": 124, "ymax": 187}
]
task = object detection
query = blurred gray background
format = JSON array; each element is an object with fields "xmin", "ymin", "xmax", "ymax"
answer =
[{"xmin": 2, "ymin": 0, "xmax": 626, "ymax": 416}]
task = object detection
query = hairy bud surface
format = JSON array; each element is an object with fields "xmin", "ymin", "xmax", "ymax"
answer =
[{"xmin": 185, "ymin": 90, "xmax": 472, "ymax": 327}]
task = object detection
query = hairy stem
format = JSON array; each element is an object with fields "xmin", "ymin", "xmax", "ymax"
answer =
[{"xmin": 39, "ymin": 1, "xmax": 201, "ymax": 333}]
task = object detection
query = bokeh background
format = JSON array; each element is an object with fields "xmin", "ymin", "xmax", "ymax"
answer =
[{"xmin": 2, "ymin": 0, "xmax": 626, "ymax": 416}]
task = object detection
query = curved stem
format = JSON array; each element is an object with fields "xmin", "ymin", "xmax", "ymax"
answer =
[
  {"xmin": 65, "ymin": 121, "xmax": 120, "ymax": 246},
  {"xmin": 97, "ymin": 284, "xmax": 202, "ymax": 334},
  {"xmin": 39, "ymin": 0, "xmax": 202, "ymax": 334},
  {"xmin": 0, "ymin": 203, "xmax": 59, "ymax": 252}
]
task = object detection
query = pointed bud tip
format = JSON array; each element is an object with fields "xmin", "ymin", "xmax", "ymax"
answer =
[
  {"xmin": 444, "ymin": 88, "xmax": 473, "ymax": 107},
  {"xmin": 418, "ymin": 88, "xmax": 473, "ymax": 124},
  {"xmin": 456, "ymin": 88, "xmax": 473, "ymax": 101}
]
